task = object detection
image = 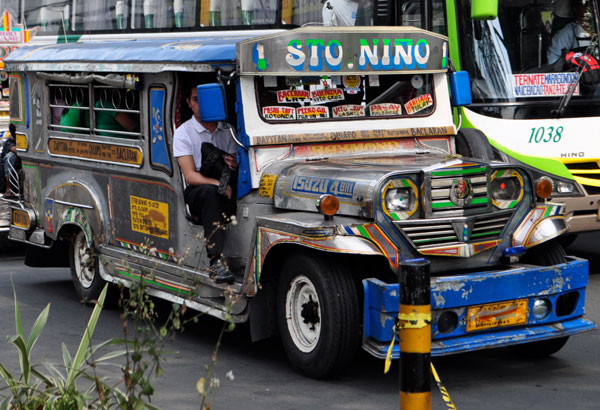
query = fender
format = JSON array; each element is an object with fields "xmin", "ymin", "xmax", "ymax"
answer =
[{"xmin": 512, "ymin": 203, "xmax": 568, "ymax": 248}]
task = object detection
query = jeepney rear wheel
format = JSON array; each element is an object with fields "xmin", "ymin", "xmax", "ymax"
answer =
[
  {"xmin": 509, "ymin": 239, "xmax": 569, "ymax": 356},
  {"xmin": 70, "ymin": 230, "xmax": 105, "ymax": 303},
  {"xmin": 276, "ymin": 252, "xmax": 360, "ymax": 379}
]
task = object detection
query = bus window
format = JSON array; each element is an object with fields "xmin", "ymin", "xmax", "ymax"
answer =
[
  {"xmin": 399, "ymin": 0, "xmax": 447, "ymax": 35},
  {"xmin": 291, "ymin": 0, "xmax": 374, "ymax": 26},
  {"xmin": 49, "ymin": 82, "xmax": 140, "ymax": 139}
]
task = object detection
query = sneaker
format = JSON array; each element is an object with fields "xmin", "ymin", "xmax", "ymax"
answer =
[{"xmin": 210, "ymin": 258, "xmax": 235, "ymax": 284}]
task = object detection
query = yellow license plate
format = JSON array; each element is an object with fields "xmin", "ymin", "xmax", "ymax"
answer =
[
  {"xmin": 466, "ymin": 299, "xmax": 529, "ymax": 332},
  {"xmin": 11, "ymin": 209, "xmax": 30, "ymax": 229}
]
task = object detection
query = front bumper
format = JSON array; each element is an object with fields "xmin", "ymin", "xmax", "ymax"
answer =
[{"xmin": 362, "ymin": 256, "xmax": 596, "ymax": 359}]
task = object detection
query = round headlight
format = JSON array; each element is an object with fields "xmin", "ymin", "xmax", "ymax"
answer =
[
  {"xmin": 382, "ymin": 179, "xmax": 418, "ymax": 219},
  {"xmin": 533, "ymin": 298, "xmax": 551, "ymax": 319},
  {"xmin": 491, "ymin": 169, "xmax": 524, "ymax": 209}
]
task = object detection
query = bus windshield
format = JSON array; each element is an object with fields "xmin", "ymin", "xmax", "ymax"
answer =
[{"xmin": 456, "ymin": 0, "xmax": 600, "ymax": 119}]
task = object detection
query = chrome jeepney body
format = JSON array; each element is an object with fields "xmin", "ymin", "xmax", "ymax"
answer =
[{"xmin": 3, "ymin": 27, "xmax": 595, "ymax": 378}]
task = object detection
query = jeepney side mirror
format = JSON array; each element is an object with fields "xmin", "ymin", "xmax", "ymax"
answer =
[
  {"xmin": 471, "ymin": 0, "xmax": 498, "ymax": 20},
  {"xmin": 449, "ymin": 71, "xmax": 472, "ymax": 107},
  {"xmin": 196, "ymin": 83, "xmax": 228, "ymax": 122}
]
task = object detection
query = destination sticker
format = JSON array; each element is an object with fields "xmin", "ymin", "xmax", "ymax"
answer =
[
  {"xmin": 311, "ymin": 88, "xmax": 344, "ymax": 103},
  {"xmin": 297, "ymin": 106, "xmax": 329, "ymax": 120},
  {"xmin": 48, "ymin": 138, "xmax": 143, "ymax": 166},
  {"xmin": 291, "ymin": 175, "xmax": 355, "ymax": 199},
  {"xmin": 277, "ymin": 89, "xmax": 310, "ymax": 103},
  {"xmin": 404, "ymin": 94, "xmax": 433, "ymax": 115},
  {"xmin": 342, "ymin": 75, "xmax": 361, "ymax": 94},
  {"xmin": 332, "ymin": 104, "xmax": 365, "ymax": 118},
  {"xmin": 369, "ymin": 103, "xmax": 403, "ymax": 116},
  {"xmin": 512, "ymin": 73, "xmax": 579, "ymax": 97},
  {"xmin": 130, "ymin": 195, "xmax": 169, "ymax": 239},
  {"xmin": 263, "ymin": 106, "xmax": 296, "ymax": 120}
]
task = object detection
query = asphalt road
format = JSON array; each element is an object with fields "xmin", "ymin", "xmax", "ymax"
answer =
[{"xmin": 0, "ymin": 235, "xmax": 598, "ymax": 410}]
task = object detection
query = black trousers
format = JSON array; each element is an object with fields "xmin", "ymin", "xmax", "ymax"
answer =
[{"xmin": 184, "ymin": 184, "xmax": 230, "ymax": 256}]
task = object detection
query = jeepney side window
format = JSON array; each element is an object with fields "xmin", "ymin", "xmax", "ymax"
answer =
[
  {"xmin": 256, "ymin": 74, "xmax": 435, "ymax": 123},
  {"xmin": 49, "ymin": 83, "xmax": 140, "ymax": 139},
  {"xmin": 91, "ymin": 85, "xmax": 140, "ymax": 138},
  {"xmin": 49, "ymin": 84, "xmax": 90, "ymax": 134},
  {"xmin": 399, "ymin": 0, "xmax": 447, "ymax": 35}
]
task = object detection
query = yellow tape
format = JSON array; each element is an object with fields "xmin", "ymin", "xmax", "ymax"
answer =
[
  {"xmin": 397, "ymin": 312, "xmax": 431, "ymax": 329},
  {"xmin": 431, "ymin": 363, "xmax": 459, "ymax": 410}
]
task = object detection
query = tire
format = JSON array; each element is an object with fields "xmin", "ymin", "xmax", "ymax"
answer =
[
  {"xmin": 508, "ymin": 336, "xmax": 569, "ymax": 357},
  {"xmin": 522, "ymin": 238, "xmax": 567, "ymax": 266},
  {"xmin": 455, "ymin": 128, "xmax": 495, "ymax": 161},
  {"xmin": 276, "ymin": 252, "xmax": 360, "ymax": 379},
  {"xmin": 558, "ymin": 233, "xmax": 578, "ymax": 249},
  {"xmin": 510, "ymin": 239, "xmax": 569, "ymax": 356},
  {"xmin": 70, "ymin": 230, "xmax": 106, "ymax": 303}
]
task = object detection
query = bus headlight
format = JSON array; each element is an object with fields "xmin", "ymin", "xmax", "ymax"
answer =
[
  {"xmin": 382, "ymin": 178, "xmax": 418, "ymax": 219},
  {"xmin": 491, "ymin": 169, "xmax": 524, "ymax": 209}
]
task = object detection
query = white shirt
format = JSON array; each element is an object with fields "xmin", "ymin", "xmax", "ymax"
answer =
[{"xmin": 173, "ymin": 117, "xmax": 236, "ymax": 172}]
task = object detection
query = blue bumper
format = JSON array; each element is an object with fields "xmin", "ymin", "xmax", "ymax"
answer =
[{"xmin": 362, "ymin": 257, "xmax": 597, "ymax": 359}]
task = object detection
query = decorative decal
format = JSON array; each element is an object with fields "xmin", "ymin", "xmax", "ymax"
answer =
[
  {"xmin": 276, "ymin": 89, "xmax": 310, "ymax": 103},
  {"xmin": 262, "ymin": 106, "xmax": 295, "ymax": 120},
  {"xmin": 48, "ymin": 138, "xmax": 143, "ymax": 166},
  {"xmin": 404, "ymin": 94, "xmax": 433, "ymax": 114},
  {"xmin": 130, "ymin": 195, "xmax": 169, "ymax": 239},
  {"xmin": 332, "ymin": 104, "xmax": 365, "ymax": 118},
  {"xmin": 45, "ymin": 198, "xmax": 54, "ymax": 233},
  {"xmin": 149, "ymin": 87, "xmax": 172, "ymax": 174},
  {"xmin": 297, "ymin": 106, "xmax": 329, "ymax": 120},
  {"xmin": 291, "ymin": 175, "xmax": 355, "ymax": 198},
  {"xmin": 342, "ymin": 75, "xmax": 361, "ymax": 94}
]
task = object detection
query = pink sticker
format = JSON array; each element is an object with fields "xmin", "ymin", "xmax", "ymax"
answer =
[
  {"xmin": 263, "ymin": 106, "xmax": 296, "ymax": 120},
  {"xmin": 369, "ymin": 103, "xmax": 403, "ymax": 116}
]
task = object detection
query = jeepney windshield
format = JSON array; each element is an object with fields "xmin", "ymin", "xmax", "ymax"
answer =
[
  {"xmin": 256, "ymin": 73, "xmax": 435, "ymax": 122},
  {"xmin": 456, "ymin": 0, "xmax": 600, "ymax": 119}
]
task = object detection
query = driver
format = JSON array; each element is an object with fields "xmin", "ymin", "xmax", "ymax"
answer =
[{"xmin": 547, "ymin": 0, "xmax": 589, "ymax": 63}]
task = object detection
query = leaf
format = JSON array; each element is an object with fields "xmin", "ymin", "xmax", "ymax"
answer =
[
  {"xmin": 65, "ymin": 284, "xmax": 107, "ymax": 388},
  {"xmin": 26, "ymin": 303, "xmax": 51, "ymax": 352},
  {"xmin": 11, "ymin": 279, "xmax": 24, "ymax": 339},
  {"xmin": 11, "ymin": 334, "xmax": 30, "ymax": 384},
  {"xmin": 94, "ymin": 349, "xmax": 128, "ymax": 363},
  {"xmin": 0, "ymin": 396, "xmax": 11, "ymax": 410},
  {"xmin": 62, "ymin": 342, "xmax": 73, "ymax": 371}
]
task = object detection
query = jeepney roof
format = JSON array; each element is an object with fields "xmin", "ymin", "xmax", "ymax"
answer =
[{"xmin": 4, "ymin": 36, "xmax": 252, "ymax": 73}]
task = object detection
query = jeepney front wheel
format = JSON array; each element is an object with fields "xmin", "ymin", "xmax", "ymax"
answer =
[
  {"xmin": 70, "ymin": 230, "xmax": 105, "ymax": 303},
  {"xmin": 509, "ymin": 239, "xmax": 569, "ymax": 357},
  {"xmin": 276, "ymin": 252, "xmax": 360, "ymax": 379}
]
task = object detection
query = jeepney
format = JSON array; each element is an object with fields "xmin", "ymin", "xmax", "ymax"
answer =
[{"xmin": 3, "ymin": 26, "xmax": 595, "ymax": 378}]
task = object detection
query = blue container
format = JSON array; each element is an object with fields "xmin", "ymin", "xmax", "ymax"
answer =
[
  {"xmin": 449, "ymin": 71, "xmax": 472, "ymax": 106},
  {"xmin": 197, "ymin": 83, "xmax": 227, "ymax": 122}
]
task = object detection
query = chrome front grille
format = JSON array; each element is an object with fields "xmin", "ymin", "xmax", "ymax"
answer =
[
  {"xmin": 427, "ymin": 168, "xmax": 489, "ymax": 216},
  {"xmin": 396, "ymin": 212, "xmax": 513, "ymax": 249}
]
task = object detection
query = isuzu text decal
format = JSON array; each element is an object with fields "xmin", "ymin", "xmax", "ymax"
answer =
[
  {"xmin": 291, "ymin": 175, "xmax": 355, "ymax": 198},
  {"xmin": 238, "ymin": 28, "xmax": 448, "ymax": 75}
]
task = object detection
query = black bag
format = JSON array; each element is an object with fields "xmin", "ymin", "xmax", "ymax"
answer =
[{"xmin": 200, "ymin": 142, "xmax": 233, "ymax": 196}]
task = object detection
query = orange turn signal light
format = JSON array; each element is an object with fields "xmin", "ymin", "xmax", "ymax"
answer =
[
  {"xmin": 535, "ymin": 177, "xmax": 553, "ymax": 199},
  {"xmin": 316, "ymin": 194, "xmax": 340, "ymax": 217}
]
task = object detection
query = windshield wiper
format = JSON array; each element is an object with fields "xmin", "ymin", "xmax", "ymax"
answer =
[{"xmin": 552, "ymin": 35, "xmax": 599, "ymax": 118}]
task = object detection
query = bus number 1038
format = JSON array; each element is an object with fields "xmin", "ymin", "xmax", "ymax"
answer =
[{"xmin": 528, "ymin": 126, "xmax": 563, "ymax": 143}]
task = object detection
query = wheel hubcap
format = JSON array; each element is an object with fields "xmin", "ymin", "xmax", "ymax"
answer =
[
  {"xmin": 285, "ymin": 275, "xmax": 321, "ymax": 353},
  {"xmin": 74, "ymin": 233, "xmax": 95, "ymax": 288}
]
